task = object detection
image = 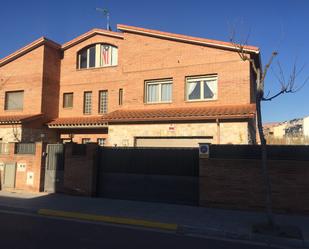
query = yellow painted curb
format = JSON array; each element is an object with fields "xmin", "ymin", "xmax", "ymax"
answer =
[{"xmin": 38, "ymin": 209, "xmax": 178, "ymax": 231}]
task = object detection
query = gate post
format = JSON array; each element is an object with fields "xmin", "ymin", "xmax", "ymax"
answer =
[
  {"xmin": 63, "ymin": 143, "xmax": 98, "ymax": 196},
  {"xmin": 199, "ymin": 143, "xmax": 210, "ymax": 207}
]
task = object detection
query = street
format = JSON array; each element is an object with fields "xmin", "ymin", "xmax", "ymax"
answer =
[{"xmin": 0, "ymin": 210, "xmax": 277, "ymax": 249}]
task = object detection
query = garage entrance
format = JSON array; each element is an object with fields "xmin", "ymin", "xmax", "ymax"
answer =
[
  {"xmin": 97, "ymin": 147, "xmax": 199, "ymax": 205},
  {"xmin": 135, "ymin": 136, "xmax": 213, "ymax": 148}
]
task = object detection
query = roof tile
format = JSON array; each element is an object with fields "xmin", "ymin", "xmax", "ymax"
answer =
[
  {"xmin": 0, "ymin": 114, "xmax": 43, "ymax": 124},
  {"xmin": 48, "ymin": 104, "xmax": 256, "ymax": 127}
]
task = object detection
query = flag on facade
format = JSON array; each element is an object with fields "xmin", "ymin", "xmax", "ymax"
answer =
[{"xmin": 102, "ymin": 45, "xmax": 110, "ymax": 65}]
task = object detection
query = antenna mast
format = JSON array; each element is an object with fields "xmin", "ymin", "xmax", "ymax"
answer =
[{"xmin": 96, "ymin": 7, "xmax": 111, "ymax": 30}]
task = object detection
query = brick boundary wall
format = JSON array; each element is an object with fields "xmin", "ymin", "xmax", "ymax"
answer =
[
  {"xmin": 199, "ymin": 157, "xmax": 309, "ymax": 214},
  {"xmin": 63, "ymin": 143, "xmax": 98, "ymax": 196},
  {"xmin": 0, "ymin": 142, "xmax": 45, "ymax": 192}
]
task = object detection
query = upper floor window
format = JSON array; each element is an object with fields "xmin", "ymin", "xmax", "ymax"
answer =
[
  {"xmin": 119, "ymin": 88, "xmax": 123, "ymax": 106},
  {"xmin": 83, "ymin": 91, "xmax": 92, "ymax": 114},
  {"xmin": 186, "ymin": 75, "xmax": 218, "ymax": 101},
  {"xmin": 5, "ymin": 90, "xmax": 24, "ymax": 110},
  {"xmin": 145, "ymin": 79, "xmax": 172, "ymax": 104},
  {"xmin": 98, "ymin": 90, "xmax": 108, "ymax": 114},
  {"xmin": 63, "ymin": 93, "xmax": 73, "ymax": 108},
  {"xmin": 77, "ymin": 44, "xmax": 118, "ymax": 69}
]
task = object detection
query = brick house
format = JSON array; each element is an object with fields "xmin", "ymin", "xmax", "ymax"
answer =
[{"xmin": 0, "ymin": 24, "xmax": 260, "ymax": 147}]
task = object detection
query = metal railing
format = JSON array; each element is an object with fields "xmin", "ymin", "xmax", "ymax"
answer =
[{"xmin": 14, "ymin": 143, "xmax": 36, "ymax": 155}]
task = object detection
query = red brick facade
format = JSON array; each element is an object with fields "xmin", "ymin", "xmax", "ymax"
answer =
[
  {"xmin": 0, "ymin": 142, "xmax": 45, "ymax": 192},
  {"xmin": 0, "ymin": 24, "xmax": 260, "ymax": 146}
]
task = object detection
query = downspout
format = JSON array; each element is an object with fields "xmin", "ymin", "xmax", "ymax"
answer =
[{"xmin": 216, "ymin": 118, "xmax": 220, "ymax": 144}]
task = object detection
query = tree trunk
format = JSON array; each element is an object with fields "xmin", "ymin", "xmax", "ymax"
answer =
[{"xmin": 256, "ymin": 97, "xmax": 275, "ymax": 227}]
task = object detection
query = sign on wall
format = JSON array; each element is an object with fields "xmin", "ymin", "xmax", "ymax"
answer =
[
  {"xmin": 168, "ymin": 124, "xmax": 176, "ymax": 132},
  {"xmin": 199, "ymin": 143, "xmax": 210, "ymax": 158}
]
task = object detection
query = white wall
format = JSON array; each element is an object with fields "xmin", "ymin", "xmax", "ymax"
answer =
[{"xmin": 303, "ymin": 116, "xmax": 309, "ymax": 137}]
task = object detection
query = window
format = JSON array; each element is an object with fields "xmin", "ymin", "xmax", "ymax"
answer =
[
  {"xmin": 63, "ymin": 93, "xmax": 73, "ymax": 108},
  {"xmin": 145, "ymin": 79, "xmax": 172, "ymax": 103},
  {"xmin": 119, "ymin": 88, "xmax": 123, "ymax": 106},
  {"xmin": 5, "ymin": 90, "xmax": 24, "ymax": 110},
  {"xmin": 83, "ymin": 91, "xmax": 92, "ymax": 114},
  {"xmin": 97, "ymin": 138, "xmax": 105, "ymax": 146},
  {"xmin": 99, "ymin": 90, "xmax": 108, "ymax": 114},
  {"xmin": 186, "ymin": 75, "xmax": 218, "ymax": 101},
  {"xmin": 82, "ymin": 138, "xmax": 91, "ymax": 144},
  {"xmin": 78, "ymin": 44, "xmax": 118, "ymax": 69}
]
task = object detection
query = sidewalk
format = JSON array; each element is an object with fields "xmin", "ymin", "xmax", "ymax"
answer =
[{"xmin": 0, "ymin": 190, "xmax": 308, "ymax": 248}]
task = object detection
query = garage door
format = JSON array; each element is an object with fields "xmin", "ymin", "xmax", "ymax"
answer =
[{"xmin": 135, "ymin": 137, "xmax": 213, "ymax": 147}]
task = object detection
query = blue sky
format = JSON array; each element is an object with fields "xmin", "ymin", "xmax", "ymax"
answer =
[{"xmin": 1, "ymin": 0, "xmax": 308, "ymax": 123}]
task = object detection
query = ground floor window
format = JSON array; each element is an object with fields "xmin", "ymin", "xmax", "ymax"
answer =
[
  {"xmin": 97, "ymin": 138, "xmax": 105, "ymax": 146},
  {"xmin": 82, "ymin": 138, "xmax": 91, "ymax": 144}
]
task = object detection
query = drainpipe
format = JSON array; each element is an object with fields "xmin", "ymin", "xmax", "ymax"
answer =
[{"xmin": 216, "ymin": 118, "xmax": 220, "ymax": 144}]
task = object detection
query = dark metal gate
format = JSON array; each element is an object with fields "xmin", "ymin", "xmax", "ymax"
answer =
[
  {"xmin": 44, "ymin": 144, "xmax": 64, "ymax": 193},
  {"xmin": 97, "ymin": 147, "xmax": 199, "ymax": 205}
]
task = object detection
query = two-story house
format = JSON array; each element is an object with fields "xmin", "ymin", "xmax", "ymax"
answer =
[
  {"xmin": 0, "ymin": 24, "xmax": 259, "ymax": 147},
  {"xmin": 0, "ymin": 37, "xmax": 61, "ymax": 143}
]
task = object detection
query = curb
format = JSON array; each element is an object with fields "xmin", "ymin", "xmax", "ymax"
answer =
[
  {"xmin": 38, "ymin": 209, "xmax": 178, "ymax": 231},
  {"xmin": 180, "ymin": 225, "xmax": 306, "ymax": 249},
  {"xmin": 0, "ymin": 205, "xmax": 37, "ymax": 214}
]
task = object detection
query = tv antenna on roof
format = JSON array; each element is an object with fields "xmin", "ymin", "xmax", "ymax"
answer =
[{"xmin": 96, "ymin": 7, "xmax": 111, "ymax": 31}]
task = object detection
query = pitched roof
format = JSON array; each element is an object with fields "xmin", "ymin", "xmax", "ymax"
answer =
[
  {"xmin": 62, "ymin": 28, "xmax": 124, "ymax": 50},
  {"xmin": 48, "ymin": 104, "xmax": 256, "ymax": 127},
  {"xmin": 0, "ymin": 37, "xmax": 61, "ymax": 67},
  {"xmin": 1, "ymin": 24, "xmax": 260, "ymax": 67},
  {"xmin": 106, "ymin": 104, "xmax": 256, "ymax": 123},
  {"xmin": 0, "ymin": 114, "xmax": 43, "ymax": 124},
  {"xmin": 117, "ymin": 24, "xmax": 259, "ymax": 54},
  {"xmin": 48, "ymin": 116, "xmax": 108, "ymax": 127}
]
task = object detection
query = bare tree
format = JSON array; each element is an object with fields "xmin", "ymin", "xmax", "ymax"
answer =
[{"xmin": 230, "ymin": 31, "xmax": 309, "ymax": 228}]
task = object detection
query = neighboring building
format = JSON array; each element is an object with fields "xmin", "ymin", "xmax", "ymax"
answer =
[
  {"xmin": 0, "ymin": 24, "xmax": 260, "ymax": 147},
  {"xmin": 303, "ymin": 116, "xmax": 309, "ymax": 137},
  {"xmin": 264, "ymin": 116, "xmax": 309, "ymax": 144}
]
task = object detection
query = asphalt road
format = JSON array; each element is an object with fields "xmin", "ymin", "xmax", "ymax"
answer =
[{"xmin": 0, "ymin": 210, "xmax": 276, "ymax": 249}]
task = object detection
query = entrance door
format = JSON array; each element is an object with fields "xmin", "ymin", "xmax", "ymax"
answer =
[
  {"xmin": 44, "ymin": 144, "xmax": 64, "ymax": 193},
  {"xmin": 3, "ymin": 163, "xmax": 16, "ymax": 188}
]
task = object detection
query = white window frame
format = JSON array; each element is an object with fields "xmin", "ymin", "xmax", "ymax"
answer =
[
  {"xmin": 78, "ymin": 44, "xmax": 118, "ymax": 69},
  {"xmin": 186, "ymin": 75, "xmax": 218, "ymax": 101},
  {"xmin": 83, "ymin": 91, "xmax": 92, "ymax": 114},
  {"xmin": 145, "ymin": 79, "xmax": 173, "ymax": 104},
  {"xmin": 99, "ymin": 90, "xmax": 108, "ymax": 114}
]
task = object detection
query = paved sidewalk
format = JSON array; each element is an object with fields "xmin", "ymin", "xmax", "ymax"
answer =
[{"xmin": 0, "ymin": 190, "xmax": 308, "ymax": 248}]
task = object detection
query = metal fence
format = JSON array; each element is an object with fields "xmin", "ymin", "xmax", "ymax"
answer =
[
  {"xmin": 99, "ymin": 147, "xmax": 199, "ymax": 176},
  {"xmin": 209, "ymin": 144, "xmax": 309, "ymax": 161},
  {"xmin": 14, "ymin": 143, "xmax": 36, "ymax": 155}
]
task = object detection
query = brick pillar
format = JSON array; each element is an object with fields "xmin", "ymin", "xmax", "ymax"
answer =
[
  {"xmin": 35, "ymin": 142, "xmax": 47, "ymax": 192},
  {"xmin": 198, "ymin": 143, "xmax": 210, "ymax": 207},
  {"xmin": 63, "ymin": 143, "xmax": 98, "ymax": 196}
]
